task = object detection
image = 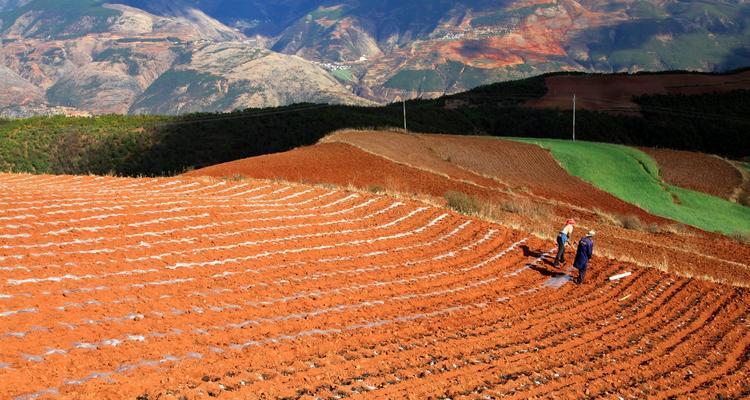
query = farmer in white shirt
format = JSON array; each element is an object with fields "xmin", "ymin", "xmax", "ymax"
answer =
[{"xmin": 553, "ymin": 218, "xmax": 575, "ymax": 267}]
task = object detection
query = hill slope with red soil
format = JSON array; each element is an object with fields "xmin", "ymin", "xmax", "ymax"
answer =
[
  {"xmin": 324, "ymin": 131, "xmax": 665, "ymax": 222},
  {"xmin": 184, "ymin": 142, "xmax": 501, "ymax": 200},
  {"xmin": 0, "ymin": 173, "xmax": 748, "ymax": 399},
  {"xmin": 641, "ymin": 147, "xmax": 745, "ymax": 201},
  {"xmin": 188, "ymin": 131, "xmax": 750, "ymax": 286},
  {"xmin": 525, "ymin": 71, "xmax": 750, "ymax": 114}
]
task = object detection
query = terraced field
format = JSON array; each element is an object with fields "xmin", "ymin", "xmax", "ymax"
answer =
[{"xmin": 0, "ymin": 174, "xmax": 748, "ymax": 399}]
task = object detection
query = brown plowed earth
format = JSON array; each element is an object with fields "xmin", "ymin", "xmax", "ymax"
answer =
[
  {"xmin": 526, "ymin": 71, "xmax": 750, "ymax": 114},
  {"xmin": 323, "ymin": 130, "xmax": 661, "ymax": 222},
  {"xmin": 183, "ymin": 142, "xmax": 502, "ymax": 201},
  {"xmin": 188, "ymin": 131, "xmax": 750, "ymax": 285},
  {"xmin": 421, "ymin": 134, "xmax": 662, "ymax": 217},
  {"xmin": 319, "ymin": 131, "xmax": 505, "ymax": 189},
  {"xmin": 641, "ymin": 147, "xmax": 743, "ymax": 200},
  {"xmin": 1, "ymin": 173, "xmax": 749, "ymax": 400}
]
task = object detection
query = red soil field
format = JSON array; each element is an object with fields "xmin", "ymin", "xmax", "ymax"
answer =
[
  {"xmin": 425, "ymin": 134, "xmax": 665, "ymax": 217},
  {"xmin": 320, "ymin": 131, "xmax": 504, "ymax": 188},
  {"xmin": 0, "ymin": 173, "xmax": 748, "ymax": 399},
  {"xmin": 642, "ymin": 147, "xmax": 745, "ymax": 201},
  {"xmin": 190, "ymin": 131, "xmax": 750, "ymax": 285},
  {"xmin": 329, "ymin": 132, "xmax": 750, "ymax": 281},
  {"xmin": 325, "ymin": 131, "xmax": 660, "ymax": 221},
  {"xmin": 184, "ymin": 141, "xmax": 502, "ymax": 201},
  {"xmin": 526, "ymin": 71, "xmax": 750, "ymax": 114}
]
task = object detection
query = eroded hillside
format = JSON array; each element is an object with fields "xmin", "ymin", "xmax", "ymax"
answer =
[{"xmin": 2, "ymin": 0, "xmax": 749, "ymax": 116}]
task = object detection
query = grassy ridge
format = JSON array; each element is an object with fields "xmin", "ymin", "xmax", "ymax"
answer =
[{"xmin": 515, "ymin": 138, "xmax": 750, "ymax": 235}]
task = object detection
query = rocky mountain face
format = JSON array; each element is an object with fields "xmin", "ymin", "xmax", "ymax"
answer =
[
  {"xmin": 1, "ymin": 0, "xmax": 749, "ymax": 116},
  {"xmin": 128, "ymin": 42, "xmax": 371, "ymax": 114},
  {"xmin": 0, "ymin": 0, "xmax": 372, "ymax": 116}
]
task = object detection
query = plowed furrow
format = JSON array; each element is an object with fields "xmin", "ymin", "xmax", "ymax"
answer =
[
  {"xmin": 337, "ymin": 277, "xmax": 689, "ymax": 399},
  {"xmin": 0, "ymin": 215, "xmax": 479, "ymax": 313},
  {"xmin": 1, "ymin": 174, "xmax": 747, "ymax": 400},
  {"xmin": 156, "ymin": 264, "xmax": 653, "ymax": 398},
  {"xmin": 0, "ymin": 227, "xmax": 517, "ymax": 358},
  {"xmin": 0, "ymin": 207, "xmax": 445, "ymax": 291}
]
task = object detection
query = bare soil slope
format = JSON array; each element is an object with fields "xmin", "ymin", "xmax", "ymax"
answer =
[
  {"xmin": 326, "ymin": 131, "xmax": 661, "ymax": 221},
  {"xmin": 189, "ymin": 131, "xmax": 750, "ymax": 286},
  {"xmin": 642, "ymin": 147, "xmax": 745, "ymax": 201},
  {"xmin": 184, "ymin": 142, "xmax": 501, "ymax": 200},
  {"xmin": 526, "ymin": 71, "xmax": 750, "ymax": 114},
  {"xmin": 0, "ymin": 173, "xmax": 748, "ymax": 399}
]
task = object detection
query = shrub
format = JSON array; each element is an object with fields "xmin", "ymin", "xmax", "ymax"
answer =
[
  {"xmin": 595, "ymin": 210, "xmax": 645, "ymax": 231},
  {"xmin": 620, "ymin": 215, "xmax": 644, "ymax": 231},
  {"xmin": 594, "ymin": 208, "xmax": 621, "ymax": 226},
  {"xmin": 730, "ymin": 232, "xmax": 750, "ymax": 244},
  {"xmin": 647, "ymin": 223, "xmax": 663, "ymax": 234},
  {"xmin": 738, "ymin": 191, "xmax": 750, "ymax": 208},
  {"xmin": 661, "ymin": 223, "xmax": 690, "ymax": 235},
  {"xmin": 498, "ymin": 200, "xmax": 523, "ymax": 214},
  {"xmin": 368, "ymin": 184, "xmax": 385, "ymax": 194},
  {"xmin": 496, "ymin": 199, "xmax": 550, "ymax": 220},
  {"xmin": 444, "ymin": 191, "xmax": 481, "ymax": 215}
]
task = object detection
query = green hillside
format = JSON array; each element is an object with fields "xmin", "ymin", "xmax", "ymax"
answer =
[{"xmin": 514, "ymin": 138, "xmax": 750, "ymax": 235}]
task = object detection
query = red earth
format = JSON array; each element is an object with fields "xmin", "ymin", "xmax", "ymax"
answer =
[
  {"xmin": 525, "ymin": 70, "xmax": 750, "ymax": 114},
  {"xmin": 184, "ymin": 141, "xmax": 503, "ymax": 201},
  {"xmin": 322, "ymin": 131, "xmax": 664, "ymax": 221},
  {"xmin": 642, "ymin": 147, "xmax": 745, "ymax": 201},
  {"xmin": 0, "ymin": 173, "xmax": 748, "ymax": 399},
  {"xmin": 189, "ymin": 131, "xmax": 750, "ymax": 285}
]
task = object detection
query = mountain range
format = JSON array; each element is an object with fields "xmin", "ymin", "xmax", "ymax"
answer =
[{"xmin": 1, "ymin": 0, "xmax": 749, "ymax": 117}]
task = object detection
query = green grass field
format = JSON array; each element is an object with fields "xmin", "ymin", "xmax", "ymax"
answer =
[
  {"xmin": 513, "ymin": 138, "xmax": 750, "ymax": 235},
  {"xmin": 331, "ymin": 69, "xmax": 354, "ymax": 82}
]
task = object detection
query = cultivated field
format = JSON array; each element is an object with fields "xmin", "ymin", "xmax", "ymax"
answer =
[
  {"xmin": 516, "ymin": 138, "xmax": 750, "ymax": 235},
  {"xmin": 1, "ymin": 173, "xmax": 749, "ymax": 399},
  {"xmin": 197, "ymin": 131, "xmax": 750, "ymax": 285},
  {"xmin": 641, "ymin": 147, "xmax": 747, "ymax": 202},
  {"xmin": 525, "ymin": 71, "xmax": 750, "ymax": 114}
]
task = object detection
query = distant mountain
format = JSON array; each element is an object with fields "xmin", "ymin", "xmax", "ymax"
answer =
[
  {"xmin": 1, "ymin": 0, "xmax": 749, "ymax": 117},
  {"xmin": 0, "ymin": 0, "xmax": 372, "ymax": 116},
  {"xmin": 128, "ymin": 42, "xmax": 371, "ymax": 115}
]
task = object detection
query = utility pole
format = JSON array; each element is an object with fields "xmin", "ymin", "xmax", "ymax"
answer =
[
  {"xmin": 403, "ymin": 98, "xmax": 407, "ymax": 132},
  {"xmin": 572, "ymin": 93, "xmax": 576, "ymax": 141}
]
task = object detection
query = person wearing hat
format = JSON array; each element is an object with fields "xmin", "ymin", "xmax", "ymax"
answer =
[
  {"xmin": 573, "ymin": 230, "xmax": 595, "ymax": 284},
  {"xmin": 553, "ymin": 218, "xmax": 576, "ymax": 267}
]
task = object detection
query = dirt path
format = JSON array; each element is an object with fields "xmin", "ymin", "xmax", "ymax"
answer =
[{"xmin": 0, "ymin": 174, "xmax": 748, "ymax": 399}]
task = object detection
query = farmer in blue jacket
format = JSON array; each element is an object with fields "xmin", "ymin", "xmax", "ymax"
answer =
[{"xmin": 573, "ymin": 230, "xmax": 595, "ymax": 284}]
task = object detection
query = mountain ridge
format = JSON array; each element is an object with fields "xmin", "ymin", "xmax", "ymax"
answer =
[{"xmin": 1, "ymin": 0, "xmax": 749, "ymax": 117}]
